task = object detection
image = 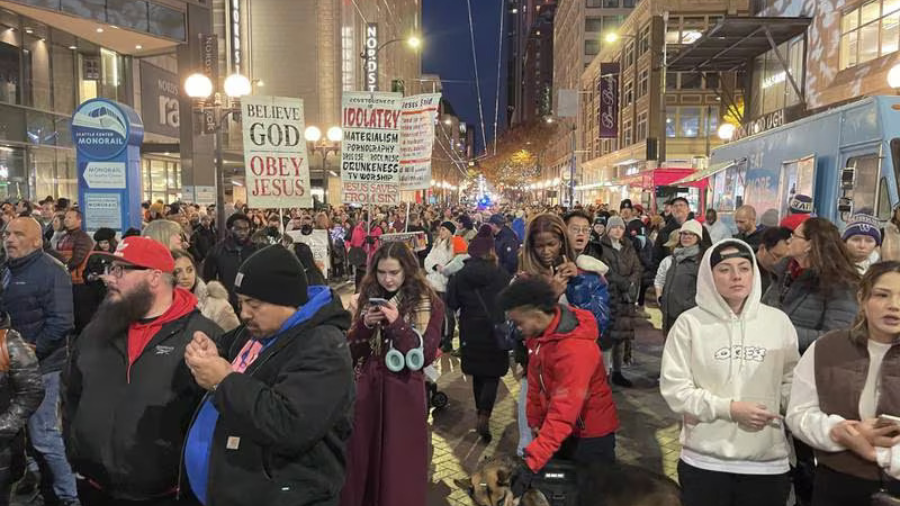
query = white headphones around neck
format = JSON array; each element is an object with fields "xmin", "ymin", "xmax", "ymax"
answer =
[{"xmin": 385, "ymin": 327, "xmax": 424, "ymax": 372}]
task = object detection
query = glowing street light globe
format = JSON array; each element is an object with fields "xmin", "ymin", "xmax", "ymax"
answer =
[
  {"xmin": 327, "ymin": 126, "xmax": 343, "ymax": 142},
  {"xmin": 184, "ymin": 73, "xmax": 213, "ymax": 99},
  {"xmin": 304, "ymin": 126, "xmax": 322, "ymax": 143},
  {"xmin": 889, "ymin": 63, "xmax": 900, "ymax": 90},
  {"xmin": 717, "ymin": 123, "xmax": 737, "ymax": 141},
  {"xmin": 223, "ymin": 73, "xmax": 252, "ymax": 98}
]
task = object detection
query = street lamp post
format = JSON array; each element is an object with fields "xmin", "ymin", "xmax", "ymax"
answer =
[
  {"xmin": 184, "ymin": 72, "xmax": 252, "ymax": 239},
  {"xmin": 305, "ymin": 125, "xmax": 342, "ymax": 207}
]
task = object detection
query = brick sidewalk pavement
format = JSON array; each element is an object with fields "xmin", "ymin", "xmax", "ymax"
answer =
[{"xmin": 426, "ymin": 308, "xmax": 682, "ymax": 506}]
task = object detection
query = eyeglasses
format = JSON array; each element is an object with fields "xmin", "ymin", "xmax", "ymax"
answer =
[
  {"xmin": 568, "ymin": 226, "xmax": 592, "ymax": 235},
  {"xmin": 104, "ymin": 264, "xmax": 149, "ymax": 279}
]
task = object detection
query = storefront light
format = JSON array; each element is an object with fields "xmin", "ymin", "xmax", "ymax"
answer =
[
  {"xmin": 326, "ymin": 126, "xmax": 343, "ymax": 142},
  {"xmin": 717, "ymin": 123, "xmax": 736, "ymax": 141},
  {"xmin": 304, "ymin": 126, "xmax": 322, "ymax": 142},
  {"xmin": 888, "ymin": 63, "xmax": 900, "ymax": 91},
  {"xmin": 184, "ymin": 73, "xmax": 213, "ymax": 99}
]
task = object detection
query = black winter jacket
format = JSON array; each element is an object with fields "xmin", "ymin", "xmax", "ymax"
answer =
[
  {"xmin": 0, "ymin": 315, "xmax": 44, "ymax": 467},
  {"xmin": 62, "ymin": 309, "xmax": 222, "ymax": 500},
  {"xmin": 447, "ymin": 258, "xmax": 512, "ymax": 378},
  {"xmin": 202, "ymin": 237, "xmax": 260, "ymax": 308},
  {"xmin": 494, "ymin": 226, "xmax": 521, "ymax": 275},
  {"xmin": 1, "ymin": 249, "xmax": 74, "ymax": 373},
  {"xmin": 198, "ymin": 290, "xmax": 354, "ymax": 506}
]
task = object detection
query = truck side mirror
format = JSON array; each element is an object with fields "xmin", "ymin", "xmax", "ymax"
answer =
[{"xmin": 841, "ymin": 166, "xmax": 856, "ymax": 190}]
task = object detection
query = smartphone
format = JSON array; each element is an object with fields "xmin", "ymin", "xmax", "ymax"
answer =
[
  {"xmin": 878, "ymin": 414, "xmax": 900, "ymax": 426},
  {"xmin": 368, "ymin": 297, "xmax": 389, "ymax": 307}
]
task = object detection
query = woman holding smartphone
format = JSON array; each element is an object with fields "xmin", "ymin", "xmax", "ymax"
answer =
[
  {"xmin": 341, "ymin": 242, "xmax": 444, "ymax": 506},
  {"xmin": 512, "ymin": 213, "xmax": 611, "ymax": 457},
  {"xmin": 787, "ymin": 261, "xmax": 900, "ymax": 505}
]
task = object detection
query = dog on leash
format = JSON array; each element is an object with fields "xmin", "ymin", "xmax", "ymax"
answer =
[{"xmin": 454, "ymin": 456, "xmax": 682, "ymax": 506}]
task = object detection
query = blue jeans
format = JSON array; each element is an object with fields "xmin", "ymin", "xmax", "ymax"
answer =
[
  {"xmin": 517, "ymin": 378, "xmax": 533, "ymax": 457},
  {"xmin": 28, "ymin": 371, "xmax": 77, "ymax": 501}
]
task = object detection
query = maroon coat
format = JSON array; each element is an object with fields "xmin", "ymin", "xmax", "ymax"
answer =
[{"xmin": 339, "ymin": 298, "xmax": 444, "ymax": 506}]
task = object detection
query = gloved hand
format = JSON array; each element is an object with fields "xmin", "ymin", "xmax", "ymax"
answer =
[{"xmin": 510, "ymin": 458, "xmax": 537, "ymax": 498}]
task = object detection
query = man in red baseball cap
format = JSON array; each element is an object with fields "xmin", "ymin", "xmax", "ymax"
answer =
[{"xmin": 62, "ymin": 236, "xmax": 222, "ymax": 504}]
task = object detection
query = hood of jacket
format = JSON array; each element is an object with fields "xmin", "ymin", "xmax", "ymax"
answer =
[
  {"xmin": 205, "ymin": 280, "xmax": 230, "ymax": 301},
  {"xmin": 459, "ymin": 257, "xmax": 506, "ymax": 289},
  {"xmin": 533, "ymin": 304, "xmax": 599, "ymax": 346},
  {"xmin": 695, "ymin": 238, "xmax": 762, "ymax": 321},
  {"xmin": 576, "ymin": 254, "xmax": 609, "ymax": 276}
]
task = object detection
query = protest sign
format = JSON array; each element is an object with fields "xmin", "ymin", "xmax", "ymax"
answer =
[
  {"xmin": 241, "ymin": 96, "xmax": 312, "ymax": 208},
  {"xmin": 399, "ymin": 93, "xmax": 440, "ymax": 190},
  {"xmin": 379, "ymin": 231, "xmax": 428, "ymax": 252},
  {"xmin": 285, "ymin": 229, "xmax": 331, "ymax": 279},
  {"xmin": 341, "ymin": 92, "xmax": 402, "ymax": 205}
]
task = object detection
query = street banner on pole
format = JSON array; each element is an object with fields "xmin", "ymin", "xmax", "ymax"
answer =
[
  {"xmin": 241, "ymin": 95, "xmax": 312, "ymax": 208},
  {"xmin": 599, "ymin": 63, "xmax": 620, "ymax": 138},
  {"xmin": 341, "ymin": 92, "xmax": 403, "ymax": 205},
  {"xmin": 399, "ymin": 93, "xmax": 440, "ymax": 191}
]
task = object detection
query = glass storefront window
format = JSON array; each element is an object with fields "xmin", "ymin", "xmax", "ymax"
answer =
[
  {"xmin": 0, "ymin": 147, "xmax": 25, "ymax": 201},
  {"xmin": 24, "ymin": 33, "xmax": 52, "ymax": 111},
  {"xmin": 61, "ymin": 0, "xmax": 105, "ymax": 21},
  {"xmin": 107, "ymin": 0, "xmax": 149, "ymax": 32},
  {"xmin": 52, "ymin": 43, "xmax": 75, "ymax": 115},
  {"xmin": 99, "ymin": 48, "xmax": 123, "ymax": 101},
  {"xmin": 148, "ymin": 4, "xmax": 186, "ymax": 41}
]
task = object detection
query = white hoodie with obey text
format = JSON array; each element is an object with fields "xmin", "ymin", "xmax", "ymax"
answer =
[{"xmin": 660, "ymin": 239, "xmax": 800, "ymax": 475}]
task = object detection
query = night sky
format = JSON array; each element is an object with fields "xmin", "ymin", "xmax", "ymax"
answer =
[{"xmin": 422, "ymin": 0, "xmax": 508, "ymax": 156}]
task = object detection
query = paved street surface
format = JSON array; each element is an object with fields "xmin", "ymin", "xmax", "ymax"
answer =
[{"xmin": 11, "ymin": 282, "xmax": 682, "ymax": 506}]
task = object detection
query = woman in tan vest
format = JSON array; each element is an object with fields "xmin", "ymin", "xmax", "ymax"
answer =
[{"xmin": 787, "ymin": 261, "xmax": 900, "ymax": 505}]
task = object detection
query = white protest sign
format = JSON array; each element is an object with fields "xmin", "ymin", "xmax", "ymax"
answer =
[
  {"xmin": 399, "ymin": 93, "xmax": 440, "ymax": 190},
  {"xmin": 340, "ymin": 92, "xmax": 402, "ymax": 205},
  {"xmin": 241, "ymin": 95, "xmax": 312, "ymax": 208},
  {"xmin": 286, "ymin": 229, "xmax": 331, "ymax": 279}
]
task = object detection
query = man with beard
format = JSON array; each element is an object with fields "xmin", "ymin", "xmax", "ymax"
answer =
[
  {"xmin": 1, "ymin": 217, "xmax": 78, "ymax": 505},
  {"xmin": 62, "ymin": 236, "xmax": 221, "ymax": 505},
  {"xmin": 183, "ymin": 245, "xmax": 353, "ymax": 506},
  {"xmin": 202, "ymin": 213, "xmax": 259, "ymax": 309}
]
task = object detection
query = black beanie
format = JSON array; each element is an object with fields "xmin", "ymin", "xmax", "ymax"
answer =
[
  {"xmin": 234, "ymin": 245, "xmax": 309, "ymax": 307},
  {"xmin": 440, "ymin": 221, "xmax": 457, "ymax": 235}
]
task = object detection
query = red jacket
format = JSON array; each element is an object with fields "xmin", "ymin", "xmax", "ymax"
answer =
[{"xmin": 524, "ymin": 304, "xmax": 619, "ymax": 471}]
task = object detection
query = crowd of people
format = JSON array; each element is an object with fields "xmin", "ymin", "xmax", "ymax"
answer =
[{"xmin": 0, "ymin": 191, "xmax": 897, "ymax": 506}]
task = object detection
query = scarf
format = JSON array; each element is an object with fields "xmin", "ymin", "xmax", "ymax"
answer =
[{"xmin": 673, "ymin": 244, "xmax": 700, "ymax": 263}]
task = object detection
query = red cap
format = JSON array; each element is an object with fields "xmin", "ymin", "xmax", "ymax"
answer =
[
  {"xmin": 780, "ymin": 213, "xmax": 812, "ymax": 232},
  {"xmin": 92, "ymin": 236, "xmax": 175, "ymax": 273}
]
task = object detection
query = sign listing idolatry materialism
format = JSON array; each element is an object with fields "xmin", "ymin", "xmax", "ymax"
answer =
[
  {"xmin": 340, "ymin": 91, "xmax": 440, "ymax": 205},
  {"xmin": 241, "ymin": 95, "xmax": 313, "ymax": 208},
  {"xmin": 341, "ymin": 92, "xmax": 402, "ymax": 205}
]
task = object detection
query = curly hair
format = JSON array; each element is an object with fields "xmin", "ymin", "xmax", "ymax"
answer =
[
  {"xmin": 519, "ymin": 213, "xmax": 576, "ymax": 276},
  {"xmin": 800, "ymin": 217, "xmax": 861, "ymax": 292},
  {"xmin": 355, "ymin": 241, "xmax": 437, "ymax": 322}
]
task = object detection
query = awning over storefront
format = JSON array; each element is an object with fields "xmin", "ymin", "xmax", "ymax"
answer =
[
  {"xmin": 666, "ymin": 17, "xmax": 812, "ymax": 73},
  {"xmin": 669, "ymin": 158, "xmax": 745, "ymax": 185},
  {"xmin": 620, "ymin": 168, "xmax": 708, "ymax": 189}
]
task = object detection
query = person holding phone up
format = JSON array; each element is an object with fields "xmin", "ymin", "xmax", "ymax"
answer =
[
  {"xmin": 787, "ymin": 261, "xmax": 900, "ymax": 506},
  {"xmin": 341, "ymin": 242, "xmax": 445, "ymax": 506}
]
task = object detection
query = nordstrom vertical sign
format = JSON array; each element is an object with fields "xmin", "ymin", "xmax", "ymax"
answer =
[{"xmin": 365, "ymin": 23, "xmax": 379, "ymax": 92}]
